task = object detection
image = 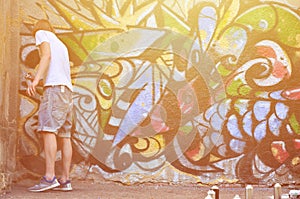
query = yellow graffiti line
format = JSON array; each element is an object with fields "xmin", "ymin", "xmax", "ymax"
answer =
[
  {"xmin": 213, "ymin": 0, "xmax": 240, "ymax": 41},
  {"xmin": 134, "ymin": 135, "xmax": 165, "ymax": 158}
]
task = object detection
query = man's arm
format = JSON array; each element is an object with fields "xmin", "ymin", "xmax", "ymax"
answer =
[{"xmin": 27, "ymin": 41, "xmax": 51, "ymax": 96}]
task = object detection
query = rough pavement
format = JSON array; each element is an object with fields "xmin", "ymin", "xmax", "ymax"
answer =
[{"xmin": 1, "ymin": 178, "xmax": 295, "ymax": 199}]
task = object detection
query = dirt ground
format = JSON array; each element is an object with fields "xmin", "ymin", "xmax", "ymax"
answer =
[{"xmin": 0, "ymin": 178, "xmax": 294, "ymax": 199}]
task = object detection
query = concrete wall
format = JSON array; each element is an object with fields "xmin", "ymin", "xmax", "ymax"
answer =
[
  {"xmin": 18, "ymin": 0, "xmax": 300, "ymax": 186},
  {"xmin": 0, "ymin": 0, "xmax": 20, "ymax": 194}
]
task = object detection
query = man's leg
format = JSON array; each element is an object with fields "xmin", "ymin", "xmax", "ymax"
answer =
[
  {"xmin": 60, "ymin": 137, "xmax": 72, "ymax": 182},
  {"xmin": 28, "ymin": 131, "xmax": 60, "ymax": 192},
  {"xmin": 42, "ymin": 131, "xmax": 57, "ymax": 181}
]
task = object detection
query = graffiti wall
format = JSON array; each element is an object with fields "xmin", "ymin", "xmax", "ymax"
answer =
[{"xmin": 19, "ymin": 0, "xmax": 300, "ymax": 185}]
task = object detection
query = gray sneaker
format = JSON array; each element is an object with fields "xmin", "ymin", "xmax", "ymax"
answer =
[
  {"xmin": 28, "ymin": 176, "xmax": 60, "ymax": 192},
  {"xmin": 53, "ymin": 179, "xmax": 72, "ymax": 191}
]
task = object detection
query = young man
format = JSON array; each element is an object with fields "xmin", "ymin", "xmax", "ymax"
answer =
[{"xmin": 27, "ymin": 19, "xmax": 73, "ymax": 192}]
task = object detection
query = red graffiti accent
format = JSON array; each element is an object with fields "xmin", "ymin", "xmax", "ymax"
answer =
[
  {"xmin": 294, "ymin": 139, "xmax": 300, "ymax": 149},
  {"xmin": 256, "ymin": 46, "xmax": 276, "ymax": 58},
  {"xmin": 282, "ymin": 88, "xmax": 300, "ymax": 100},
  {"xmin": 271, "ymin": 141, "xmax": 289, "ymax": 164},
  {"xmin": 273, "ymin": 60, "xmax": 288, "ymax": 78},
  {"xmin": 185, "ymin": 146, "xmax": 201, "ymax": 161},
  {"xmin": 256, "ymin": 46, "xmax": 288, "ymax": 78},
  {"xmin": 150, "ymin": 107, "xmax": 170, "ymax": 133}
]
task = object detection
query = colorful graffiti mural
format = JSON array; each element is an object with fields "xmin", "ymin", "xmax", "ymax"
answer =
[{"xmin": 19, "ymin": 0, "xmax": 300, "ymax": 185}]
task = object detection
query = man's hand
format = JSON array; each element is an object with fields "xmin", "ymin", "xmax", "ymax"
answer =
[{"xmin": 26, "ymin": 78, "xmax": 39, "ymax": 96}]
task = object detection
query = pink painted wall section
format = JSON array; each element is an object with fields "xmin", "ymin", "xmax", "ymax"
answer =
[{"xmin": 19, "ymin": 0, "xmax": 300, "ymax": 185}]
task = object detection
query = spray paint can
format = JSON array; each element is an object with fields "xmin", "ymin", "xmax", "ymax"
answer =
[
  {"xmin": 211, "ymin": 185, "xmax": 219, "ymax": 199},
  {"xmin": 289, "ymin": 190, "xmax": 300, "ymax": 199},
  {"xmin": 245, "ymin": 185, "xmax": 253, "ymax": 199},
  {"xmin": 207, "ymin": 189, "xmax": 215, "ymax": 199},
  {"xmin": 274, "ymin": 183, "xmax": 282, "ymax": 199}
]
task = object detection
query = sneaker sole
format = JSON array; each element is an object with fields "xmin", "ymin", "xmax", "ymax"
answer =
[
  {"xmin": 28, "ymin": 182, "xmax": 60, "ymax": 192},
  {"xmin": 53, "ymin": 187, "xmax": 73, "ymax": 191}
]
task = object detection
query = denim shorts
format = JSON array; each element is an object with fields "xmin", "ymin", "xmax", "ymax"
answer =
[{"xmin": 37, "ymin": 85, "xmax": 73, "ymax": 138}]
